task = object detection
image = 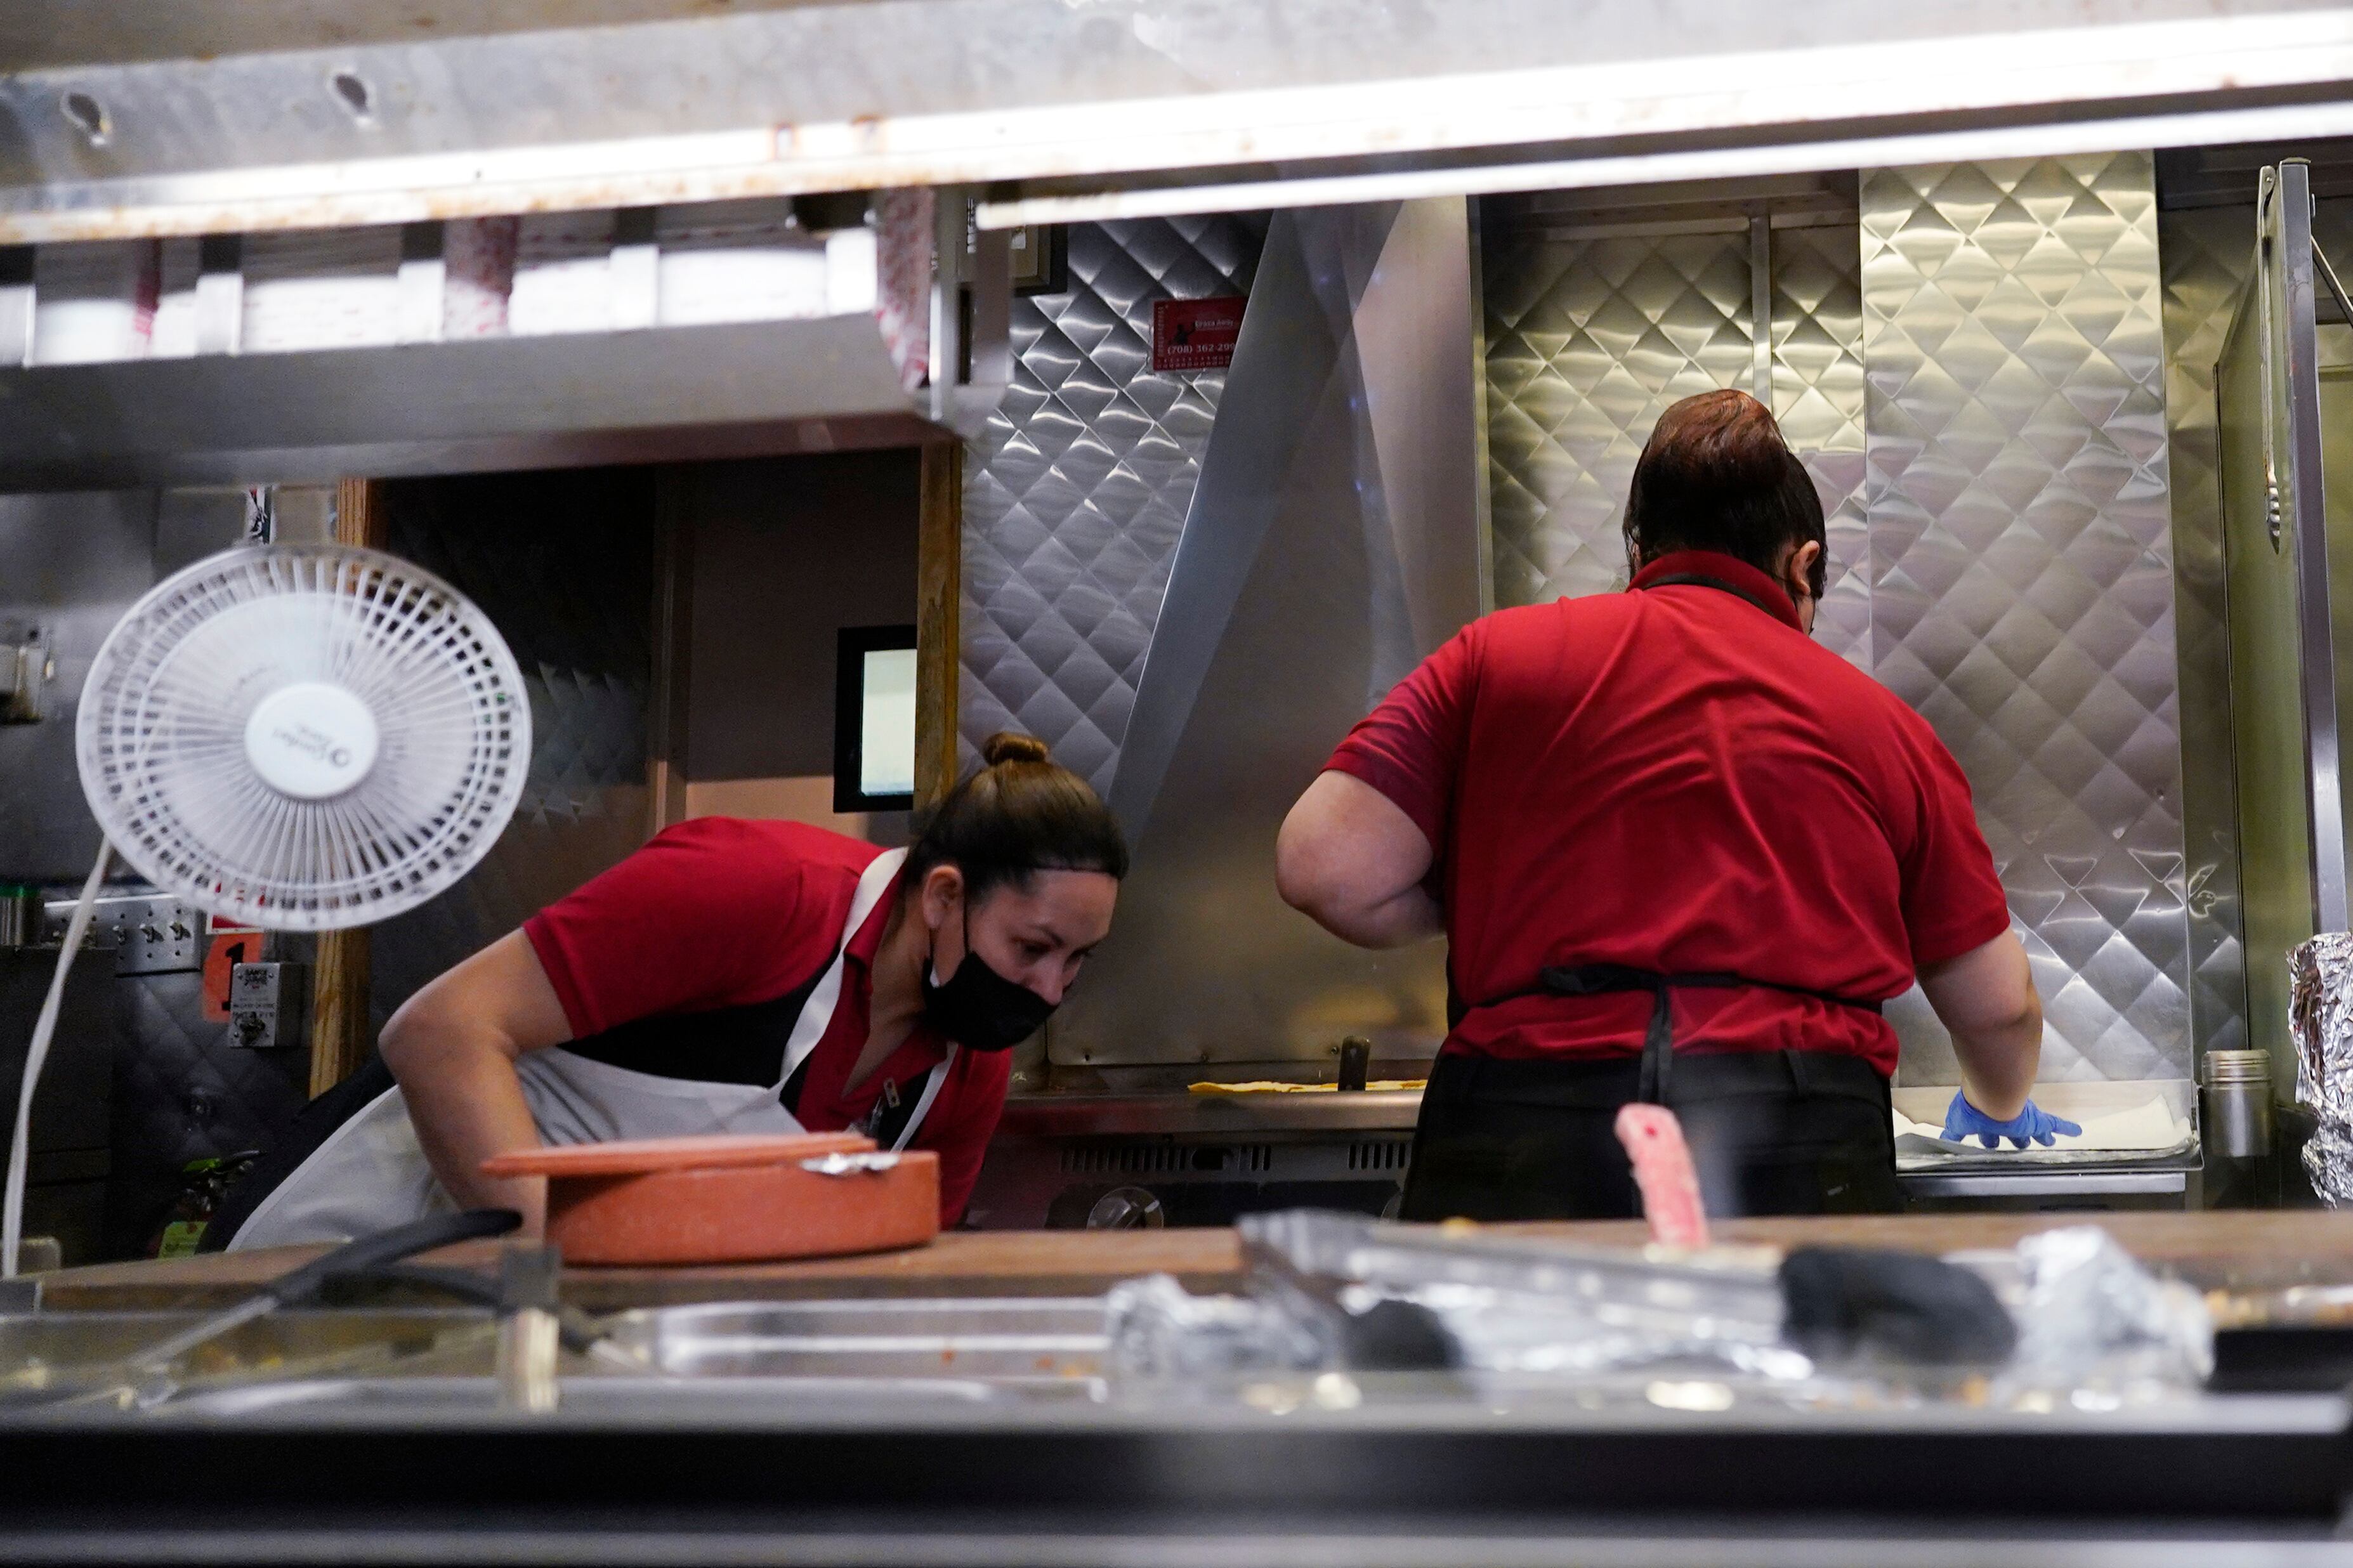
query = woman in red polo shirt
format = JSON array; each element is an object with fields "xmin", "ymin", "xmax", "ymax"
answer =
[
  {"xmin": 220, "ymin": 734, "xmax": 1124, "ymax": 1247},
  {"xmin": 1277, "ymin": 391, "xmax": 2070, "ymax": 1220}
]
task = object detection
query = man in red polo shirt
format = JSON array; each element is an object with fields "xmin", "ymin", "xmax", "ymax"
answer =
[{"xmin": 1276, "ymin": 389, "xmax": 2067, "ymax": 1219}]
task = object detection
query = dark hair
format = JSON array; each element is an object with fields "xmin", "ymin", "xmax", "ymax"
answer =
[
  {"xmin": 1622, "ymin": 389, "xmax": 1827, "ymax": 599},
  {"xmin": 904, "ymin": 732, "xmax": 1129, "ymax": 905}
]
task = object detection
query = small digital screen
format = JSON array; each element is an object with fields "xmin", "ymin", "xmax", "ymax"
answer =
[{"xmin": 858, "ymin": 646, "xmax": 918, "ymax": 799}]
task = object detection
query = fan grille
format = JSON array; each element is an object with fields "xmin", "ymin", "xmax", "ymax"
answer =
[{"xmin": 77, "ymin": 545, "xmax": 531, "ymax": 932}]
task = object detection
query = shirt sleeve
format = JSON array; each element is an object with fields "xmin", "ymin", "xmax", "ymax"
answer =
[
  {"xmin": 917, "ymin": 1047, "xmax": 1010, "ymax": 1225},
  {"xmin": 1321, "ymin": 621, "xmax": 1483, "ymax": 856},
  {"xmin": 522, "ymin": 818, "xmax": 822, "ymax": 1039},
  {"xmin": 1895, "ymin": 721, "xmax": 2015, "ymax": 969}
]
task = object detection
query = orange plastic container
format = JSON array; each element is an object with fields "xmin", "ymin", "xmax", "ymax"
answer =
[{"xmin": 481, "ymin": 1132, "xmax": 940, "ymax": 1266}]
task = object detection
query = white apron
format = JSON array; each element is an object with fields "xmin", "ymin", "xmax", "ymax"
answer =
[{"xmin": 231, "ymin": 847, "xmax": 956, "ymax": 1250}]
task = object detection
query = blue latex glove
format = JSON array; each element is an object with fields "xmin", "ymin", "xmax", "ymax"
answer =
[{"xmin": 1940, "ymin": 1090, "xmax": 2083, "ymax": 1149}]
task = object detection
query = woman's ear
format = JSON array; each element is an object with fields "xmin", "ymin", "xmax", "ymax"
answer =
[{"xmin": 919, "ymin": 864, "xmax": 964, "ymax": 932}]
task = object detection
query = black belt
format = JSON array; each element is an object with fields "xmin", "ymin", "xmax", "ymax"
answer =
[{"xmin": 1470, "ymin": 964, "xmax": 1884, "ymax": 1106}]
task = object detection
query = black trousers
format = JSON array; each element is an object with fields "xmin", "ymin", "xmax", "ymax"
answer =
[{"xmin": 1399, "ymin": 1050, "xmax": 1902, "ymax": 1222}]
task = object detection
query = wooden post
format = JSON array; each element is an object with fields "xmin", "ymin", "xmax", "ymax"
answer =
[
  {"xmin": 914, "ymin": 441, "xmax": 963, "ymax": 811},
  {"xmin": 310, "ymin": 478, "xmax": 385, "ymax": 1097},
  {"xmin": 645, "ymin": 469, "xmax": 695, "ymax": 836}
]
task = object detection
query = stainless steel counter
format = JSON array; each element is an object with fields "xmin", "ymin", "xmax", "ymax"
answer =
[{"xmin": 974, "ymin": 1090, "xmax": 1421, "ymax": 1229}]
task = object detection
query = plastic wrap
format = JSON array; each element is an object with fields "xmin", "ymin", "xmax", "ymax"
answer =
[
  {"xmin": 1111, "ymin": 1212, "xmax": 2213, "ymax": 1411},
  {"xmin": 1995, "ymin": 1227, "xmax": 2213, "ymax": 1404},
  {"xmin": 2291, "ymin": 932, "xmax": 2353, "ymax": 1205},
  {"xmin": 1235, "ymin": 1210, "xmax": 1803, "ymax": 1379},
  {"xmin": 1105, "ymin": 1274, "xmax": 1332, "ymax": 1379}
]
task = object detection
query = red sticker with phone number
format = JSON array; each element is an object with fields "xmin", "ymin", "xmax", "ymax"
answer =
[{"xmin": 1151, "ymin": 296, "xmax": 1245, "ymax": 373}]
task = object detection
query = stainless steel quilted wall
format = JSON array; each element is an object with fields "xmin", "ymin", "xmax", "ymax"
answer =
[
  {"xmin": 961, "ymin": 216, "xmax": 1268, "ymax": 795},
  {"xmin": 1480, "ymin": 160, "xmax": 2187, "ymax": 1084},
  {"xmin": 1485, "ymin": 230, "xmax": 1758, "ymax": 608},
  {"xmin": 1861, "ymin": 154, "xmax": 2187, "ymax": 1084},
  {"xmin": 1482, "ymin": 220, "xmax": 1872, "ymax": 665}
]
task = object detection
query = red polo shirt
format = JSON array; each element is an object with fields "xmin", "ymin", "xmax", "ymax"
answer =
[
  {"xmin": 523, "ymin": 818, "xmax": 1007, "ymax": 1223},
  {"xmin": 1323, "ymin": 550, "xmax": 2011, "ymax": 1076}
]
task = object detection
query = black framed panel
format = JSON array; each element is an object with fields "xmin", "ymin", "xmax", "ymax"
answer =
[{"xmin": 834, "ymin": 623, "xmax": 919, "ymax": 813}]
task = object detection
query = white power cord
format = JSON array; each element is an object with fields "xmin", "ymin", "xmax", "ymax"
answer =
[{"xmin": 4, "ymin": 847, "xmax": 109, "ymax": 1279}]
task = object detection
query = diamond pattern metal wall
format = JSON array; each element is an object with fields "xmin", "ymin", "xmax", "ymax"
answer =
[
  {"xmin": 1773, "ymin": 225, "xmax": 1869, "ymax": 454},
  {"xmin": 1485, "ymin": 231, "xmax": 1757, "ymax": 609},
  {"xmin": 1863, "ymin": 154, "xmax": 2187, "ymax": 1084},
  {"xmin": 1481, "ymin": 221, "xmax": 1871, "ymax": 665},
  {"xmin": 369, "ymin": 468, "xmax": 655, "ymax": 1027},
  {"xmin": 961, "ymin": 216, "xmax": 1268, "ymax": 797}
]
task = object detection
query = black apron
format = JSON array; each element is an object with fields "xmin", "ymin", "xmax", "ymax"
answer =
[{"xmin": 1398, "ymin": 570, "xmax": 1903, "ymax": 1223}]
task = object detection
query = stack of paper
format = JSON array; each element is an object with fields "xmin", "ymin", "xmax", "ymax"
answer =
[
  {"xmin": 509, "ymin": 211, "xmax": 622, "ymax": 336},
  {"xmin": 240, "ymin": 227, "xmax": 403, "ymax": 353},
  {"xmin": 31, "ymin": 240, "xmax": 156, "ymax": 364}
]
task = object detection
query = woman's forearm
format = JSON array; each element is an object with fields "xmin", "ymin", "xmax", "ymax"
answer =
[
  {"xmin": 376, "ymin": 931, "xmax": 574, "ymax": 1235},
  {"xmin": 388, "ymin": 1031, "xmax": 547, "ymax": 1232}
]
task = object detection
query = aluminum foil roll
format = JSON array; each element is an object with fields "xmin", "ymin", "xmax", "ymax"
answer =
[{"xmin": 2289, "ymin": 932, "xmax": 2353, "ymax": 1203}]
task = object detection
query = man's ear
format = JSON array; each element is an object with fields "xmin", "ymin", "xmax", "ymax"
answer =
[{"xmin": 1787, "ymin": 540, "xmax": 1824, "ymax": 596}]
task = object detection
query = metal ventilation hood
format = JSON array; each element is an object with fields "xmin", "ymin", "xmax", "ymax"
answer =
[
  {"xmin": 0, "ymin": 197, "xmax": 1009, "ymax": 490},
  {"xmin": 1045, "ymin": 197, "xmax": 1484, "ymax": 1078},
  {"xmin": 9, "ymin": 2, "xmax": 2353, "ymax": 244}
]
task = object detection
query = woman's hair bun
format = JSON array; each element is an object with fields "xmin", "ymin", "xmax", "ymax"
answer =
[
  {"xmin": 981, "ymin": 731, "xmax": 1052, "ymax": 768},
  {"xmin": 910, "ymin": 731, "xmax": 1126, "ymax": 902}
]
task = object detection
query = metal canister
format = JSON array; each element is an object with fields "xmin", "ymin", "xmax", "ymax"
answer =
[{"xmin": 2202, "ymin": 1049, "xmax": 2276, "ymax": 1160}]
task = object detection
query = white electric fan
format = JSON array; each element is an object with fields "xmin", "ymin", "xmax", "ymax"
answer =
[{"xmin": 5, "ymin": 544, "xmax": 531, "ymax": 1275}]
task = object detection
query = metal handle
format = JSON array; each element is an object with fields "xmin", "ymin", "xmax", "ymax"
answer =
[
  {"xmin": 1338, "ymin": 1036, "xmax": 1372, "ymax": 1092},
  {"xmin": 265, "ymin": 1206, "xmax": 521, "ymax": 1307},
  {"xmin": 1085, "ymin": 1187, "xmax": 1165, "ymax": 1229}
]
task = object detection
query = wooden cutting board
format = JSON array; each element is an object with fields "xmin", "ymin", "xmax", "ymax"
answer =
[
  {"xmin": 32, "ymin": 1213, "xmax": 2353, "ymax": 1313},
  {"xmin": 31, "ymin": 1229, "xmax": 1252, "ymax": 1312}
]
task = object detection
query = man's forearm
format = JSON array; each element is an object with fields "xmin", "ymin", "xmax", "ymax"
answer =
[
  {"xmin": 1919, "ymin": 932, "xmax": 2043, "ymax": 1124},
  {"xmin": 387, "ymin": 1035, "xmax": 547, "ymax": 1232},
  {"xmin": 1302, "ymin": 884, "xmax": 1443, "ymax": 949},
  {"xmin": 1951, "ymin": 1001, "xmax": 2041, "ymax": 1123}
]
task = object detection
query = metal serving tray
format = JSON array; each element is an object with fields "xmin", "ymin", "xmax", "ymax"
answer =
[
  {"xmin": 598, "ymin": 1297, "xmax": 1109, "ymax": 1380},
  {"xmin": 1890, "ymin": 1080, "xmax": 2199, "ymax": 1171},
  {"xmin": 0, "ymin": 1307, "xmax": 490, "ymax": 1395}
]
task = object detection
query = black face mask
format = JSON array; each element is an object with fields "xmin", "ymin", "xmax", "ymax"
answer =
[{"xmin": 922, "ymin": 911, "xmax": 1057, "ymax": 1052}]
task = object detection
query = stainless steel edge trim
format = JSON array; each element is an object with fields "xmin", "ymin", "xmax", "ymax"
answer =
[
  {"xmin": 995, "ymin": 1090, "xmax": 1426, "ymax": 1139},
  {"xmin": 1468, "ymin": 197, "xmax": 1497, "ymax": 620},
  {"xmin": 2278, "ymin": 161, "xmax": 2351, "ymax": 932},
  {"xmin": 1749, "ymin": 216, "xmax": 1773, "ymax": 405},
  {"xmin": 976, "ymin": 98, "xmax": 2353, "ymax": 231},
  {"xmin": 1899, "ymin": 1170, "xmax": 2189, "ymax": 1196}
]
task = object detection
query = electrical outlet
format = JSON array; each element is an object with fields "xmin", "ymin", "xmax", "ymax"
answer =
[{"xmin": 228, "ymin": 961, "xmax": 307, "ymax": 1049}]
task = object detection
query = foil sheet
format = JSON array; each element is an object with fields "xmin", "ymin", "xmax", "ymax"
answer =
[{"xmin": 2291, "ymin": 932, "xmax": 2353, "ymax": 1204}]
